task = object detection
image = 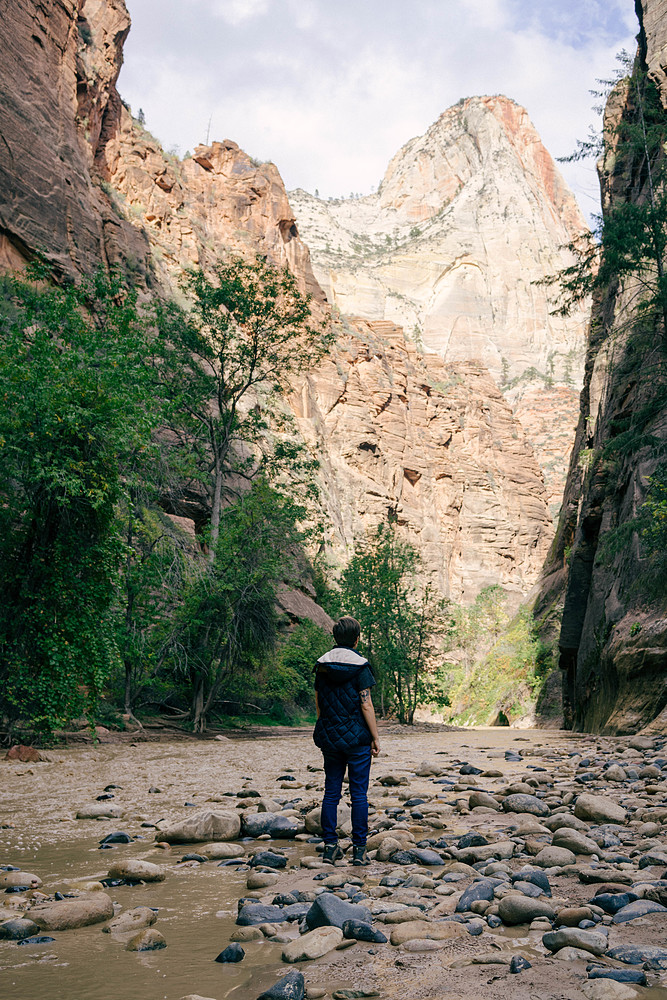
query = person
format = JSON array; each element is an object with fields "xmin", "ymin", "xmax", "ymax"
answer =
[{"xmin": 313, "ymin": 615, "xmax": 380, "ymax": 866}]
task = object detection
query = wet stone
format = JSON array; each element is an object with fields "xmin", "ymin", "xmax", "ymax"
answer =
[
  {"xmin": 510, "ymin": 955, "xmax": 532, "ymax": 974},
  {"xmin": 456, "ymin": 880, "xmax": 496, "ymax": 911},
  {"xmin": 588, "ymin": 969, "xmax": 647, "ymax": 986},
  {"xmin": 606, "ymin": 944, "xmax": 667, "ymax": 968},
  {"xmin": 126, "ymin": 928, "xmax": 167, "ymax": 951},
  {"xmin": 17, "ymin": 935, "xmax": 55, "ymax": 946},
  {"xmin": 612, "ymin": 899, "xmax": 667, "ymax": 923},
  {"xmin": 256, "ymin": 969, "xmax": 305, "ymax": 1000},
  {"xmin": 592, "ymin": 893, "xmax": 639, "ymax": 915},
  {"xmin": 215, "ymin": 943, "xmax": 245, "ymax": 963},
  {"xmin": 542, "ymin": 928, "xmax": 607, "ymax": 956},
  {"xmin": 0, "ymin": 918, "xmax": 41, "ymax": 940},
  {"xmin": 250, "ymin": 851, "xmax": 288, "ymax": 869},
  {"xmin": 305, "ymin": 893, "xmax": 372, "ymax": 930},
  {"xmin": 342, "ymin": 919, "xmax": 387, "ymax": 943}
]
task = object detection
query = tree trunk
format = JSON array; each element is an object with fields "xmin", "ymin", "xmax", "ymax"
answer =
[
  {"xmin": 124, "ymin": 664, "xmax": 132, "ymax": 716},
  {"xmin": 192, "ymin": 674, "xmax": 206, "ymax": 733},
  {"xmin": 209, "ymin": 451, "xmax": 222, "ymax": 562}
]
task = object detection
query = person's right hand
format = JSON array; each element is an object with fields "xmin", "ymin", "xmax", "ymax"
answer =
[{"xmin": 371, "ymin": 739, "xmax": 380, "ymax": 757}]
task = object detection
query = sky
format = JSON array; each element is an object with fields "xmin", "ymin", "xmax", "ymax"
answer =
[{"xmin": 118, "ymin": 0, "xmax": 639, "ymax": 219}]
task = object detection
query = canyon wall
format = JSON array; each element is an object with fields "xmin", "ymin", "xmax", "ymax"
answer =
[
  {"xmin": 0, "ymin": 0, "xmax": 553, "ymax": 603},
  {"xmin": 540, "ymin": 0, "xmax": 667, "ymax": 734},
  {"xmin": 290, "ymin": 99, "xmax": 591, "ymax": 512}
]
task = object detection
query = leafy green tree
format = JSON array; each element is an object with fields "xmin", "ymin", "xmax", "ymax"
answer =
[
  {"xmin": 339, "ymin": 525, "xmax": 445, "ymax": 723},
  {"xmin": 158, "ymin": 479, "xmax": 305, "ymax": 732},
  {"xmin": 262, "ymin": 620, "xmax": 330, "ymax": 720},
  {"xmin": 545, "ymin": 52, "xmax": 667, "ymax": 350},
  {"xmin": 155, "ymin": 254, "xmax": 331, "ymax": 557},
  {"xmin": 0, "ymin": 267, "xmax": 160, "ymax": 734}
]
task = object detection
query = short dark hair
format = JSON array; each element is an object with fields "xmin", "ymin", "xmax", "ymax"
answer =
[{"xmin": 333, "ymin": 616, "xmax": 360, "ymax": 648}]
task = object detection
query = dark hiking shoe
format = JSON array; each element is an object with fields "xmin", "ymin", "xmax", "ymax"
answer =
[
  {"xmin": 322, "ymin": 843, "xmax": 344, "ymax": 865},
  {"xmin": 351, "ymin": 845, "xmax": 368, "ymax": 866}
]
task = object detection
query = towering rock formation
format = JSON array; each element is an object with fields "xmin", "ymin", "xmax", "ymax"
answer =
[
  {"xmin": 290, "ymin": 99, "xmax": 590, "ymax": 511},
  {"xmin": 540, "ymin": 0, "xmax": 667, "ymax": 734},
  {"xmin": 0, "ymin": 0, "xmax": 553, "ymax": 601}
]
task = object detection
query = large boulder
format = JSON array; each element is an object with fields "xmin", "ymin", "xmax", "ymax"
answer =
[
  {"xmin": 30, "ymin": 893, "xmax": 114, "ymax": 931},
  {"xmin": 552, "ymin": 828, "xmax": 600, "ymax": 855},
  {"xmin": 542, "ymin": 928, "xmax": 607, "ymax": 956},
  {"xmin": 574, "ymin": 794, "xmax": 626, "ymax": 825},
  {"xmin": 158, "ymin": 810, "xmax": 240, "ymax": 844}
]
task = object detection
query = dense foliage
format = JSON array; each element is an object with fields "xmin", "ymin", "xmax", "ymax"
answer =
[{"xmin": 0, "ymin": 256, "xmax": 330, "ymax": 737}]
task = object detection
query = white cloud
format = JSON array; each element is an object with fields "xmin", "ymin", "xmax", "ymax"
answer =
[
  {"xmin": 206, "ymin": 0, "xmax": 271, "ymax": 25},
  {"xmin": 118, "ymin": 0, "xmax": 638, "ymax": 219}
]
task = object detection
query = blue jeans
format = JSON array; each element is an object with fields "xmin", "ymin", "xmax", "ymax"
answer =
[{"xmin": 321, "ymin": 745, "xmax": 372, "ymax": 847}]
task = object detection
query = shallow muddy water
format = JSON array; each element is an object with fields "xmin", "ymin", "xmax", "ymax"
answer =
[{"xmin": 1, "ymin": 727, "xmax": 667, "ymax": 1000}]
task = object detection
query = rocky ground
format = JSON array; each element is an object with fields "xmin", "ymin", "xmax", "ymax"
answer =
[{"xmin": 1, "ymin": 728, "xmax": 667, "ymax": 1000}]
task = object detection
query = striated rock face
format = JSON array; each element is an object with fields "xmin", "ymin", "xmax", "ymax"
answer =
[
  {"xmin": 541, "ymin": 0, "xmax": 667, "ymax": 734},
  {"xmin": 0, "ymin": 0, "xmax": 149, "ymax": 277},
  {"xmin": 0, "ymin": 0, "xmax": 553, "ymax": 602},
  {"xmin": 290, "ymin": 97, "xmax": 589, "ymax": 504},
  {"xmin": 294, "ymin": 319, "xmax": 551, "ymax": 600}
]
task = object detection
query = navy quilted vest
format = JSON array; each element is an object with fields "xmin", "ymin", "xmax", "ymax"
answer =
[{"xmin": 313, "ymin": 648, "xmax": 374, "ymax": 752}]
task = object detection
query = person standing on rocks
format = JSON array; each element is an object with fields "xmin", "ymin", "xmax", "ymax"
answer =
[{"xmin": 313, "ymin": 616, "xmax": 380, "ymax": 866}]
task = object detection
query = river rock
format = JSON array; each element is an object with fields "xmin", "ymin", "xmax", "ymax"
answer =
[
  {"xmin": 542, "ymin": 928, "xmax": 607, "ymax": 956},
  {"xmin": 456, "ymin": 880, "xmax": 496, "ymax": 911},
  {"xmin": 389, "ymin": 920, "xmax": 467, "ymax": 945},
  {"xmin": 5, "ymin": 744, "xmax": 44, "ymax": 762},
  {"xmin": 231, "ymin": 926, "xmax": 264, "ymax": 941},
  {"xmin": 456, "ymin": 841, "xmax": 515, "ymax": 864},
  {"xmin": 247, "ymin": 872, "xmax": 280, "ymax": 890},
  {"xmin": 543, "ymin": 814, "xmax": 589, "ymax": 832},
  {"xmin": 607, "ymin": 944, "xmax": 667, "ymax": 968},
  {"xmin": 126, "ymin": 928, "xmax": 167, "ymax": 951},
  {"xmin": 554, "ymin": 946, "xmax": 600, "ymax": 961},
  {"xmin": 0, "ymin": 917, "xmax": 41, "ymax": 940},
  {"xmin": 497, "ymin": 895, "xmax": 555, "ymax": 925},
  {"xmin": 582, "ymin": 982, "xmax": 638, "ymax": 1000},
  {"xmin": 554, "ymin": 906, "xmax": 594, "ymax": 927},
  {"xmin": 592, "ymin": 893, "xmax": 639, "ymax": 915},
  {"xmin": 305, "ymin": 893, "xmax": 371, "ymax": 930},
  {"xmin": 108, "ymin": 860, "xmax": 166, "ymax": 883},
  {"xmin": 645, "ymin": 886, "xmax": 667, "ymax": 906},
  {"xmin": 282, "ymin": 926, "xmax": 343, "ymax": 962},
  {"xmin": 202, "ymin": 842, "xmax": 245, "ymax": 860},
  {"xmin": 0, "ymin": 870, "xmax": 42, "ymax": 889},
  {"xmin": 552, "ymin": 829, "xmax": 600, "ymax": 855},
  {"xmin": 103, "ymin": 906, "xmax": 157, "ymax": 934},
  {"xmin": 237, "ymin": 903, "xmax": 309, "ymax": 926},
  {"xmin": 604, "ymin": 765, "xmax": 627, "ymax": 782},
  {"xmin": 377, "ymin": 837, "xmax": 403, "ymax": 861},
  {"xmin": 401, "ymin": 938, "xmax": 446, "ymax": 952},
  {"xmin": 469, "ymin": 791, "xmax": 501, "ymax": 811},
  {"xmin": 342, "ymin": 919, "xmax": 387, "ymax": 943},
  {"xmin": 502, "ymin": 794, "xmax": 549, "ymax": 816},
  {"xmin": 588, "ymin": 970, "xmax": 647, "ymax": 986},
  {"xmin": 574, "ymin": 795, "xmax": 626, "ymax": 825},
  {"xmin": 216, "ymin": 943, "xmax": 245, "ymax": 962},
  {"xmin": 250, "ymin": 851, "xmax": 288, "ymax": 869},
  {"xmin": 76, "ymin": 803, "xmax": 123, "ymax": 819},
  {"xmin": 304, "ymin": 805, "xmax": 351, "ymax": 837},
  {"xmin": 533, "ymin": 846, "xmax": 576, "ymax": 868},
  {"xmin": 257, "ymin": 970, "xmax": 305, "ymax": 1000},
  {"xmin": 30, "ymin": 892, "xmax": 114, "ymax": 931},
  {"xmin": 159, "ymin": 810, "xmax": 240, "ymax": 843},
  {"xmin": 612, "ymin": 899, "xmax": 667, "ymax": 923},
  {"xmin": 511, "ymin": 868, "xmax": 552, "ymax": 895},
  {"xmin": 242, "ymin": 814, "xmax": 300, "ymax": 839}
]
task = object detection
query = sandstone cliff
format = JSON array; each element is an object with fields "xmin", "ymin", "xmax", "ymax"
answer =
[
  {"xmin": 541, "ymin": 0, "xmax": 667, "ymax": 734},
  {"xmin": 290, "ymin": 98, "xmax": 590, "ymax": 511},
  {"xmin": 0, "ymin": 0, "xmax": 553, "ymax": 603}
]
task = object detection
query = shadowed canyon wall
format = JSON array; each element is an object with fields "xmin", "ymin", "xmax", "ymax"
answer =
[{"xmin": 539, "ymin": 0, "xmax": 667, "ymax": 734}]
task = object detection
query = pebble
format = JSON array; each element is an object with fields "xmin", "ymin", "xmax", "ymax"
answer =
[{"xmin": 282, "ymin": 926, "xmax": 343, "ymax": 962}]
